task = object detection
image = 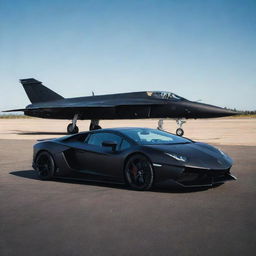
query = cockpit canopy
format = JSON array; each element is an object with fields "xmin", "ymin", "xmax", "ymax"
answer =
[{"xmin": 146, "ymin": 91, "xmax": 186, "ymax": 101}]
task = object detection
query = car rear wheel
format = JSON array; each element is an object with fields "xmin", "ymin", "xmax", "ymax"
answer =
[
  {"xmin": 124, "ymin": 154, "xmax": 154, "ymax": 191},
  {"xmin": 35, "ymin": 151, "xmax": 55, "ymax": 180}
]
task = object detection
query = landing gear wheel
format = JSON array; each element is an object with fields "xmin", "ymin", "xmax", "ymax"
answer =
[
  {"xmin": 67, "ymin": 123, "xmax": 79, "ymax": 134},
  {"xmin": 124, "ymin": 154, "xmax": 154, "ymax": 191},
  {"xmin": 176, "ymin": 128, "xmax": 184, "ymax": 136},
  {"xmin": 35, "ymin": 151, "xmax": 55, "ymax": 180},
  {"xmin": 89, "ymin": 124, "xmax": 102, "ymax": 131}
]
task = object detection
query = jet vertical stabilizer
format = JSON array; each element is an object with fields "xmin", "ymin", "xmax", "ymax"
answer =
[{"xmin": 20, "ymin": 78, "xmax": 64, "ymax": 103}]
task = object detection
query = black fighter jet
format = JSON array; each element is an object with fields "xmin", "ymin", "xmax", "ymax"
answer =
[{"xmin": 4, "ymin": 78, "xmax": 237, "ymax": 136}]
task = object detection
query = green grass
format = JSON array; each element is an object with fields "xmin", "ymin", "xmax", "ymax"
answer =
[{"xmin": 229, "ymin": 114, "xmax": 256, "ymax": 118}]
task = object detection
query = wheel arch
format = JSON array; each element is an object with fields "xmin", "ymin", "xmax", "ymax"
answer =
[
  {"xmin": 35, "ymin": 149, "xmax": 52, "ymax": 160},
  {"xmin": 123, "ymin": 151, "xmax": 153, "ymax": 169}
]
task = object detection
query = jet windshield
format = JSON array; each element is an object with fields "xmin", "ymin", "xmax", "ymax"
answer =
[{"xmin": 147, "ymin": 91, "xmax": 186, "ymax": 100}]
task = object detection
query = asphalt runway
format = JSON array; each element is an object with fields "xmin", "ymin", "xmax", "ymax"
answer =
[{"xmin": 0, "ymin": 138, "xmax": 256, "ymax": 256}]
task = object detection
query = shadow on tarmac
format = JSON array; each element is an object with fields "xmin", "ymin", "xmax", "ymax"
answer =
[
  {"xmin": 12, "ymin": 130, "xmax": 67, "ymax": 135},
  {"xmin": 10, "ymin": 170, "xmax": 215, "ymax": 194}
]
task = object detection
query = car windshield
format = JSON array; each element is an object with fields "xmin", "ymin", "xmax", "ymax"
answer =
[{"xmin": 121, "ymin": 128, "xmax": 191, "ymax": 145}]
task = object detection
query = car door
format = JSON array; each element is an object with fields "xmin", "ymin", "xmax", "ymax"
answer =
[{"xmin": 74, "ymin": 132, "xmax": 129, "ymax": 181}]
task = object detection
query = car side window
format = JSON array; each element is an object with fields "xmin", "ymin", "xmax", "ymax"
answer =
[{"xmin": 86, "ymin": 132, "xmax": 122, "ymax": 148}]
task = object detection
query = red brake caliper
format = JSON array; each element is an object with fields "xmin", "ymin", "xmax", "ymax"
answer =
[{"xmin": 130, "ymin": 163, "xmax": 138, "ymax": 177}]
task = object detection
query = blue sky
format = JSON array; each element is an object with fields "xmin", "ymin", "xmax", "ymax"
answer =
[{"xmin": 0, "ymin": 0, "xmax": 255, "ymax": 112}]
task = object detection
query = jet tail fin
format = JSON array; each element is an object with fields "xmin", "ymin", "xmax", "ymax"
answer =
[{"xmin": 20, "ymin": 78, "xmax": 64, "ymax": 103}]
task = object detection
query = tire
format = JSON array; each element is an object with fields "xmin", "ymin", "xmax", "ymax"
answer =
[
  {"xmin": 73, "ymin": 125, "xmax": 79, "ymax": 133},
  {"xmin": 35, "ymin": 151, "xmax": 56, "ymax": 180},
  {"xmin": 176, "ymin": 128, "xmax": 184, "ymax": 136},
  {"xmin": 67, "ymin": 123, "xmax": 79, "ymax": 134},
  {"xmin": 94, "ymin": 125, "xmax": 102, "ymax": 130},
  {"xmin": 124, "ymin": 154, "xmax": 154, "ymax": 191},
  {"xmin": 89, "ymin": 124, "xmax": 102, "ymax": 130}
]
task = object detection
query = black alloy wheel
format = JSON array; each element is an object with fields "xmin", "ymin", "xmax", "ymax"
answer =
[
  {"xmin": 35, "ymin": 151, "xmax": 55, "ymax": 180},
  {"xmin": 124, "ymin": 154, "xmax": 154, "ymax": 191}
]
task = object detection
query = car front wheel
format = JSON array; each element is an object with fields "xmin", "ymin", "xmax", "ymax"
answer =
[{"xmin": 124, "ymin": 154, "xmax": 154, "ymax": 191}]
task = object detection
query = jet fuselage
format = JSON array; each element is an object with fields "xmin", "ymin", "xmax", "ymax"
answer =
[{"xmin": 23, "ymin": 91, "xmax": 236, "ymax": 120}]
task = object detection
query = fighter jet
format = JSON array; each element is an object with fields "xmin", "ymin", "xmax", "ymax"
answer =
[{"xmin": 4, "ymin": 78, "xmax": 237, "ymax": 136}]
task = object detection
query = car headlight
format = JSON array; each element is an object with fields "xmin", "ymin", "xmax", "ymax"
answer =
[
  {"xmin": 218, "ymin": 148, "xmax": 226, "ymax": 156},
  {"xmin": 217, "ymin": 149, "xmax": 232, "ymax": 162},
  {"xmin": 165, "ymin": 152, "xmax": 187, "ymax": 162}
]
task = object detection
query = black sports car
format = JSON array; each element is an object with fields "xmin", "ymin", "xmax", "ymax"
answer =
[{"xmin": 32, "ymin": 127, "xmax": 236, "ymax": 190}]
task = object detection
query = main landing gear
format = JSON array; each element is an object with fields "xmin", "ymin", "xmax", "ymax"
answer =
[
  {"xmin": 67, "ymin": 116, "xmax": 102, "ymax": 134},
  {"xmin": 67, "ymin": 114, "xmax": 79, "ymax": 134},
  {"xmin": 157, "ymin": 119, "xmax": 186, "ymax": 136},
  {"xmin": 89, "ymin": 119, "xmax": 102, "ymax": 131}
]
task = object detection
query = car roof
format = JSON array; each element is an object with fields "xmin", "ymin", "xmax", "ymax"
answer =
[{"xmin": 85, "ymin": 127, "xmax": 155, "ymax": 133}]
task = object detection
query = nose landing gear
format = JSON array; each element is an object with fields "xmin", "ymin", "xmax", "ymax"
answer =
[
  {"xmin": 157, "ymin": 119, "xmax": 186, "ymax": 136},
  {"xmin": 157, "ymin": 119, "xmax": 164, "ymax": 130},
  {"xmin": 176, "ymin": 119, "xmax": 186, "ymax": 136}
]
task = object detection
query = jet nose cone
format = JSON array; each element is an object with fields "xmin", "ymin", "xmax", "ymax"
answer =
[
  {"xmin": 207, "ymin": 107, "xmax": 238, "ymax": 117},
  {"xmin": 188, "ymin": 102, "xmax": 239, "ymax": 118}
]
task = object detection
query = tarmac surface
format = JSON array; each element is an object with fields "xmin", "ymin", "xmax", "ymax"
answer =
[
  {"xmin": 0, "ymin": 118, "xmax": 256, "ymax": 256},
  {"xmin": 0, "ymin": 118, "xmax": 256, "ymax": 146}
]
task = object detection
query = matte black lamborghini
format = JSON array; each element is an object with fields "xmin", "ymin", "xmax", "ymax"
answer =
[{"xmin": 32, "ymin": 127, "xmax": 236, "ymax": 190}]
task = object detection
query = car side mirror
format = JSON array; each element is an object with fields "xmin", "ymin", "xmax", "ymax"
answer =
[{"xmin": 102, "ymin": 141, "xmax": 117, "ymax": 151}]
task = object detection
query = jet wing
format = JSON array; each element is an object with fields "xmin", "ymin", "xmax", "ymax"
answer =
[
  {"xmin": 5, "ymin": 103, "xmax": 161, "ymax": 112},
  {"xmin": 3, "ymin": 108, "xmax": 28, "ymax": 112},
  {"xmin": 3, "ymin": 98, "xmax": 164, "ymax": 112}
]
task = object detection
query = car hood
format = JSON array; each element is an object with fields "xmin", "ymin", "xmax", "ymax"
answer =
[{"xmin": 144, "ymin": 142, "xmax": 233, "ymax": 170}]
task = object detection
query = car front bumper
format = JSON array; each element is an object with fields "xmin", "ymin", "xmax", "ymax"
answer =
[{"xmin": 153, "ymin": 163, "xmax": 236, "ymax": 187}]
